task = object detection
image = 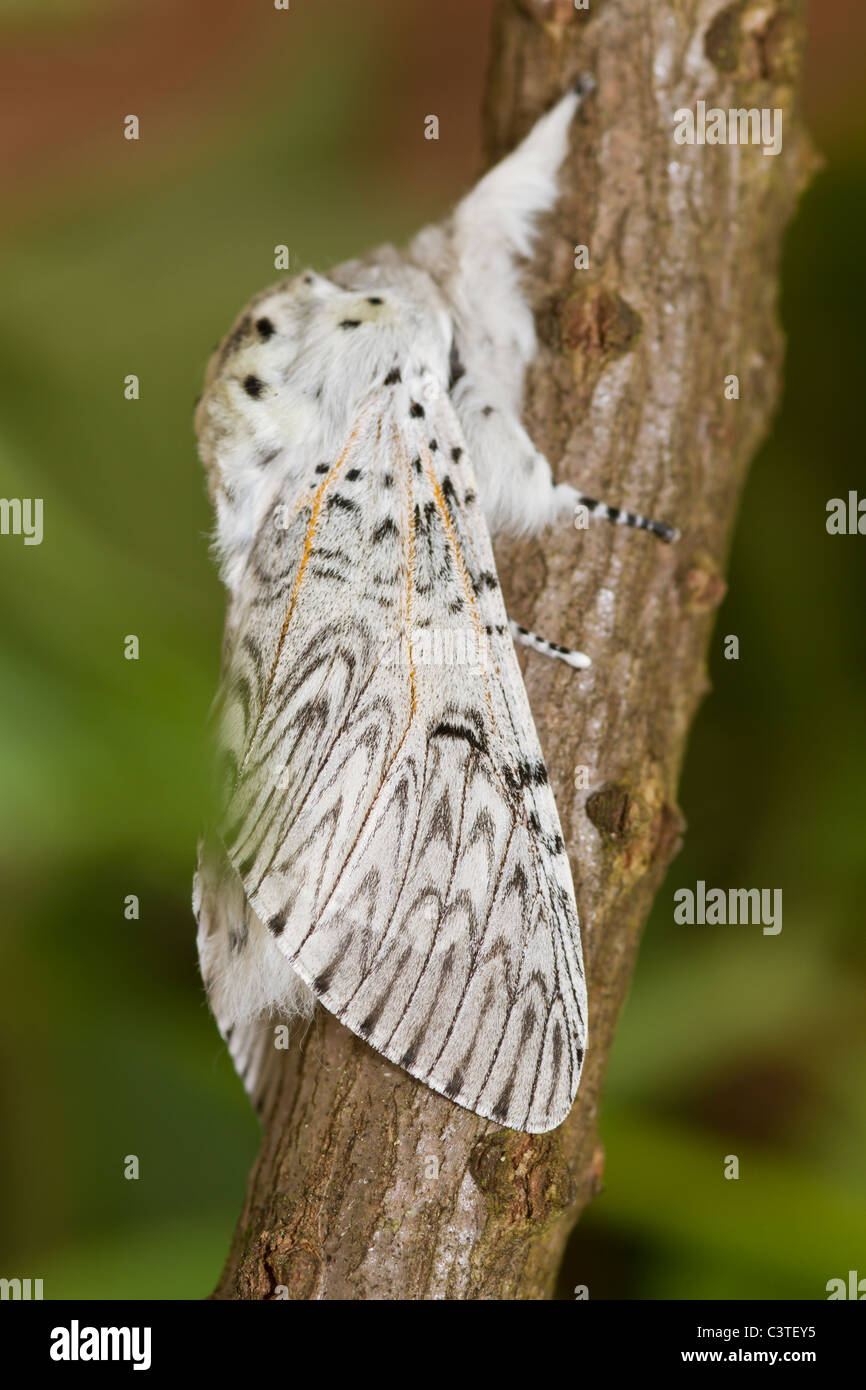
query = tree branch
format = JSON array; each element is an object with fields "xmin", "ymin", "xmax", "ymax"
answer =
[{"xmin": 212, "ymin": 0, "xmax": 814, "ymax": 1300}]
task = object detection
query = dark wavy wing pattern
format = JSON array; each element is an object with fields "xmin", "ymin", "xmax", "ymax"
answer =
[{"xmin": 221, "ymin": 382, "xmax": 586, "ymax": 1131}]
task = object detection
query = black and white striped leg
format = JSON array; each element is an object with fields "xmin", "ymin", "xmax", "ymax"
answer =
[
  {"xmin": 575, "ymin": 492, "xmax": 679, "ymax": 543},
  {"xmin": 509, "ymin": 620, "xmax": 591, "ymax": 670}
]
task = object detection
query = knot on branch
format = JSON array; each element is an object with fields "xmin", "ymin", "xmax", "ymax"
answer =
[
  {"xmin": 706, "ymin": 2, "xmax": 798, "ymax": 84},
  {"xmin": 558, "ymin": 285, "xmax": 642, "ymax": 395},
  {"xmin": 705, "ymin": 2, "xmax": 747, "ymax": 73},
  {"xmin": 585, "ymin": 782, "xmax": 640, "ymax": 841},
  {"xmin": 586, "ymin": 773, "xmax": 684, "ymax": 885},
  {"xmin": 469, "ymin": 1131, "xmax": 576, "ymax": 1225},
  {"xmin": 263, "ymin": 1237, "xmax": 322, "ymax": 1300},
  {"xmin": 684, "ymin": 553, "xmax": 727, "ymax": 613}
]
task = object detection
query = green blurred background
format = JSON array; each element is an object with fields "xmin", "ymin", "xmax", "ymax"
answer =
[{"xmin": 0, "ymin": 0, "xmax": 863, "ymax": 1300}]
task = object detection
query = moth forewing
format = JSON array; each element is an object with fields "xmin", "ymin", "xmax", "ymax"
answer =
[{"xmin": 201, "ymin": 375, "xmax": 585, "ymax": 1133}]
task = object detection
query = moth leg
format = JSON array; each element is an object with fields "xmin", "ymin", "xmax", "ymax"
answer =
[
  {"xmin": 563, "ymin": 486, "xmax": 680, "ymax": 543},
  {"xmin": 509, "ymin": 619, "xmax": 591, "ymax": 670}
]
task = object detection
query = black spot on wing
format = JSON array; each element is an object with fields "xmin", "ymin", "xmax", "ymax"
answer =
[
  {"xmin": 491, "ymin": 1084, "xmax": 513, "ymax": 1124},
  {"xmin": 444, "ymin": 1070, "xmax": 464, "ymax": 1100},
  {"xmin": 327, "ymin": 494, "xmax": 360, "ymax": 514},
  {"xmin": 372, "ymin": 517, "xmax": 399, "ymax": 542},
  {"xmin": 358, "ymin": 1002, "xmax": 385, "ymax": 1038},
  {"xmin": 309, "ymin": 566, "xmax": 347, "ymax": 582},
  {"xmin": 220, "ymin": 314, "xmax": 251, "ymax": 362},
  {"xmin": 448, "ymin": 340, "xmax": 466, "ymax": 391},
  {"xmin": 510, "ymin": 759, "xmax": 548, "ymax": 789}
]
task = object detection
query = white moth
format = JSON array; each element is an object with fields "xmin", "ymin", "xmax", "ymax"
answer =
[{"xmin": 193, "ymin": 81, "xmax": 676, "ymax": 1133}]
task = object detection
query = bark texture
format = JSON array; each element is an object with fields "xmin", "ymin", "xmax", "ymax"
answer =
[{"xmin": 213, "ymin": 0, "xmax": 814, "ymax": 1300}]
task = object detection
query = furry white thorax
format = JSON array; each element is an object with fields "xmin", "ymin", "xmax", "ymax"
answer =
[{"xmin": 196, "ymin": 90, "xmax": 581, "ymax": 597}]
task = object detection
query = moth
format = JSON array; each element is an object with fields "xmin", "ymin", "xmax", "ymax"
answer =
[{"xmin": 193, "ymin": 81, "xmax": 676, "ymax": 1133}]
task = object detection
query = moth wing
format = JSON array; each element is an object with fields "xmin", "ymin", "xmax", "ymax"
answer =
[
  {"xmin": 220, "ymin": 383, "xmax": 586, "ymax": 1132},
  {"xmin": 194, "ymin": 837, "xmax": 285, "ymax": 1121}
]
